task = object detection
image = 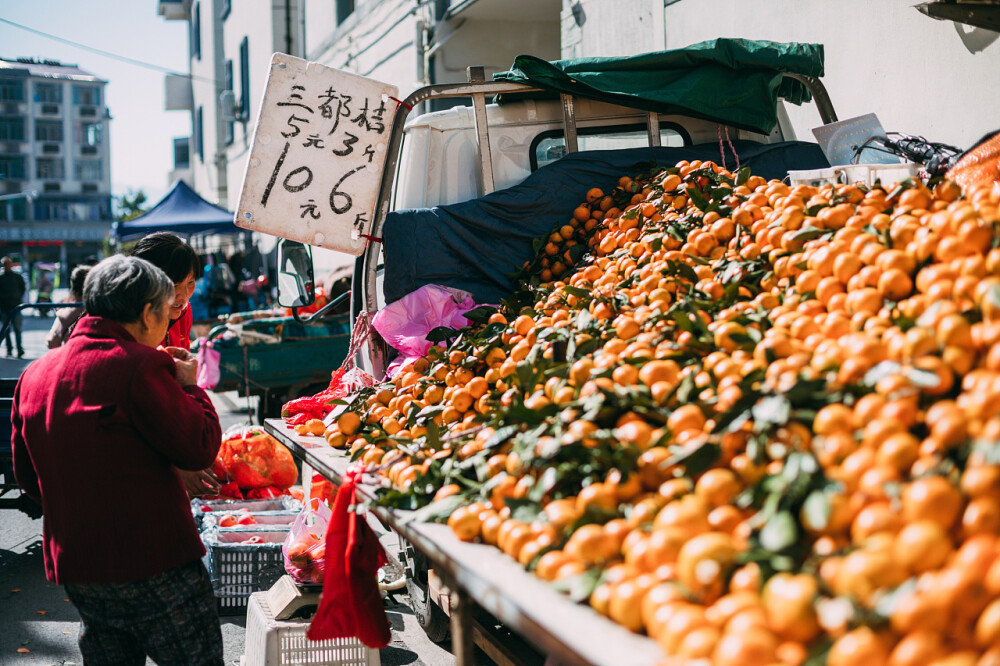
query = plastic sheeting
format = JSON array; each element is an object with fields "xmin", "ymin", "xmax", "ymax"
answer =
[
  {"xmin": 382, "ymin": 141, "xmax": 828, "ymax": 306},
  {"xmin": 493, "ymin": 39, "xmax": 825, "ymax": 135}
]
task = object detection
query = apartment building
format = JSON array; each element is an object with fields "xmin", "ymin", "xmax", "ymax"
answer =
[{"xmin": 0, "ymin": 57, "xmax": 111, "ymax": 275}]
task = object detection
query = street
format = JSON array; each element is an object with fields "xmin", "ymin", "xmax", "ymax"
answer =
[{"xmin": 0, "ymin": 315, "xmax": 460, "ymax": 666}]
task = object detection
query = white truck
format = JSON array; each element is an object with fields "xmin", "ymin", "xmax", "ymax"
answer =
[{"xmin": 266, "ymin": 44, "xmax": 843, "ymax": 656}]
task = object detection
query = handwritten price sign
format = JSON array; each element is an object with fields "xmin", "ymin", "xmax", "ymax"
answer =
[{"xmin": 236, "ymin": 53, "xmax": 398, "ymax": 255}]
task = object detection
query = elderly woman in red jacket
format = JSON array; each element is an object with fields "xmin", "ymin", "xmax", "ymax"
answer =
[{"xmin": 12, "ymin": 255, "xmax": 224, "ymax": 666}]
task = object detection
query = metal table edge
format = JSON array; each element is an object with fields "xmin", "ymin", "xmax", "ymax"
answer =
[{"xmin": 263, "ymin": 418, "xmax": 666, "ymax": 666}]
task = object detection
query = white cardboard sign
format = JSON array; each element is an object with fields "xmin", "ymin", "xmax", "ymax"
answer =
[{"xmin": 235, "ymin": 53, "xmax": 398, "ymax": 255}]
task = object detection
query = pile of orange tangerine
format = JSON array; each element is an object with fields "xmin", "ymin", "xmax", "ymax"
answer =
[{"xmin": 326, "ymin": 160, "xmax": 1000, "ymax": 666}]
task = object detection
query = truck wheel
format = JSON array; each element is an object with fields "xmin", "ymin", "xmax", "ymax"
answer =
[
  {"xmin": 255, "ymin": 389, "xmax": 289, "ymax": 423},
  {"xmin": 399, "ymin": 539, "xmax": 450, "ymax": 642},
  {"xmin": 406, "ymin": 575, "xmax": 451, "ymax": 643}
]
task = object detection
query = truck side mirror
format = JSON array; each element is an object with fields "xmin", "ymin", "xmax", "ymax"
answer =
[{"xmin": 276, "ymin": 239, "xmax": 316, "ymax": 308}]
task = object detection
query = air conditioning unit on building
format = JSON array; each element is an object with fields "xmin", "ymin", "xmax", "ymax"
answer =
[{"xmin": 219, "ymin": 90, "xmax": 238, "ymax": 122}]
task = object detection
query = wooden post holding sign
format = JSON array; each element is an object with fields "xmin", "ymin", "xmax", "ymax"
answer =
[{"xmin": 235, "ymin": 53, "xmax": 398, "ymax": 256}]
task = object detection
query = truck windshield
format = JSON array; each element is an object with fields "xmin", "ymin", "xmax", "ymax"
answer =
[{"xmin": 532, "ymin": 123, "xmax": 690, "ymax": 171}]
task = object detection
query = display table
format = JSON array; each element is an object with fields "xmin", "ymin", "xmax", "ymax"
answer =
[{"xmin": 263, "ymin": 419, "xmax": 665, "ymax": 666}]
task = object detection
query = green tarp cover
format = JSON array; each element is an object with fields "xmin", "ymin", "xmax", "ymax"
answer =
[{"xmin": 493, "ymin": 38, "xmax": 824, "ymax": 135}]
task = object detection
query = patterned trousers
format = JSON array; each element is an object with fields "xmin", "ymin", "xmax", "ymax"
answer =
[{"xmin": 64, "ymin": 559, "xmax": 223, "ymax": 666}]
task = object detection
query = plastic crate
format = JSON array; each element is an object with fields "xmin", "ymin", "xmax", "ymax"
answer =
[
  {"xmin": 203, "ymin": 528, "xmax": 291, "ymax": 615},
  {"xmin": 788, "ymin": 162, "xmax": 921, "ymax": 188},
  {"xmin": 201, "ymin": 510, "xmax": 300, "ymax": 530},
  {"xmin": 192, "ymin": 496, "xmax": 301, "ymax": 530},
  {"xmin": 244, "ymin": 592, "xmax": 380, "ymax": 666}
]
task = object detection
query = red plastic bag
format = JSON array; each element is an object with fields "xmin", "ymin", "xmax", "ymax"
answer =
[
  {"xmin": 213, "ymin": 426, "xmax": 298, "ymax": 491},
  {"xmin": 283, "ymin": 498, "xmax": 331, "ymax": 585},
  {"xmin": 311, "ymin": 474, "xmax": 338, "ymax": 507},
  {"xmin": 307, "ymin": 468, "xmax": 390, "ymax": 648}
]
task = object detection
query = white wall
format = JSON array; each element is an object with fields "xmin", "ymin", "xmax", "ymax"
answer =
[
  {"xmin": 432, "ymin": 18, "xmax": 561, "ymax": 82},
  {"xmin": 309, "ymin": 0, "xmax": 422, "ymax": 91},
  {"xmin": 561, "ymin": 0, "xmax": 665, "ymax": 59},
  {"xmin": 220, "ymin": 0, "xmax": 304, "ymax": 210},
  {"xmin": 187, "ymin": 0, "xmax": 223, "ymax": 204},
  {"xmin": 660, "ymin": 0, "xmax": 1000, "ymax": 151},
  {"xmin": 560, "ymin": 0, "xmax": 1000, "ymax": 152}
]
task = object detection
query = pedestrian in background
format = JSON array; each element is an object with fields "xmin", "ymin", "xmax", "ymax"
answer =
[
  {"xmin": 129, "ymin": 232, "xmax": 201, "ymax": 351},
  {"xmin": 46, "ymin": 264, "xmax": 90, "ymax": 349},
  {"xmin": 35, "ymin": 270, "xmax": 54, "ymax": 316},
  {"xmin": 0, "ymin": 256, "xmax": 26, "ymax": 358},
  {"xmin": 12, "ymin": 255, "xmax": 224, "ymax": 665}
]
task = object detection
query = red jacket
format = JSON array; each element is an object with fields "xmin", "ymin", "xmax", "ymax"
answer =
[
  {"xmin": 12, "ymin": 316, "xmax": 222, "ymax": 585},
  {"xmin": 165, "ymin": 302, "xmax": 193, "ymax": 350}
]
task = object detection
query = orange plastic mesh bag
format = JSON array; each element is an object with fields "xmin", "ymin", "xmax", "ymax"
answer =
[{"xmin": 213, "ymin": 426, "xmax": 298, "ymax": 490}]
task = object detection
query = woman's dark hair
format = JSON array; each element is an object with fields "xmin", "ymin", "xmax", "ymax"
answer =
[
  {"xmin": 69, "ymin": 265, "xmax": 90, "ymax": 300},
  {"xmin": 129, "ymin": 232, "xmax": 202, "ymax": 283},
  {"xmin": 84, "ymin": 256, "xmax": 174, "ymax": 324}
]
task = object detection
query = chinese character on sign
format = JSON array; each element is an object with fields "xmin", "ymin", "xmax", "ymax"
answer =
[
  {"xmin": 300, "ymin": 200, "xmax": 321, "ymax": 219},
  {"xmin": 277, "ymin": 85, "xmax": 314, "ymax": 113},
  {"xmin": 318, "ymin": 87, "xmax": 352, "ymax": 134},
  {"xmin": 351, "ymin": 97, "xmax": 387, "ymax": 134},
  {"xmin": 303, "ymin": 134, "xmax": 324, "ymax": 149}
]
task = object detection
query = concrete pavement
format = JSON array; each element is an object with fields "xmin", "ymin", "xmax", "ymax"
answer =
[{"xmin": 0, "ymin": 315, "xmax": 462, "ymax": 666}]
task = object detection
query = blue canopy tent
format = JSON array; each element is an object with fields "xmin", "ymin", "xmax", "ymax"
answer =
[{"xmin": 112, "ymin": 180, "xmax": 239, "ymax": 242}]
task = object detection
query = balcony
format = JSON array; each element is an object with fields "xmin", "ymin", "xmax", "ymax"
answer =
[{"xmin": 157, "ymin": 0, "xmax": 191, "ymax": 20}]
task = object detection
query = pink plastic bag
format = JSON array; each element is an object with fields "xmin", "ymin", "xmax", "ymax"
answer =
[
  {"xmin": 371, "ymin": 284, "xmax": 476, "ymax": 377},
  {"xmin": 283, "ymin": 498, "xmax": 332, "ymax": 585},
  {"xmin": 196, "ymin": 337, "xmax": 221, "ymax": 390}
]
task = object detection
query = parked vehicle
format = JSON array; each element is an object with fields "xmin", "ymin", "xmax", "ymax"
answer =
[{"xmin": 270, "ymin": 43, "xmax": 841, "ymax": 651}]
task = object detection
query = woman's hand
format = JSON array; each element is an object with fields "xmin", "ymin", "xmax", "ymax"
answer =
[
  {"xmin": 178, "ymin": 468, "xmax": 222, "ymax": 497},
  {"xmin": 165, "ymin": 346, "xmax": 198, "ymax": 386}
]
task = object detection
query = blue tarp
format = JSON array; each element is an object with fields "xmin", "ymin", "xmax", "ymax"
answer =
[
  {"xmin": 382, "ymin": 141, "xmax": 829, "ymax": 306},
  {"xmin": 114, "ymin": 180, "xmax": 239, "ymax": 240}
]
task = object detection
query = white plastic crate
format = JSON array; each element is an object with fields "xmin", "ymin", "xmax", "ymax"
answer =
[
  {"xmin": 192, "ymin": 496, "xmax": 301, "ymax": 530},
  {"xmin": 244, "ymin": 592, "xmax": 380, "ymax": 666},
  {"xmin": 788, "ymin": 162, "xmax": 921, "ymax": 188},
  {"xmin": 203, "ymin": 528, "xmax": 291, "ymax": 615}
]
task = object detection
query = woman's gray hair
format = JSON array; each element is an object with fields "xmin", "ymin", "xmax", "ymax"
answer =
[{"xmin": 83, "ymin": 255, "xmax": 175, "ymax": 324}]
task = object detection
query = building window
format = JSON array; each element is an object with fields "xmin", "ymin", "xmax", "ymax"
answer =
[
  {"xmin": 34, "ymin": 82, "xmax": 62, "ymax": 104},
  {"xmin": 195, "ymin": 106, "xmax": 204, "ymax": 161},
  {"xmin": 173, "ymin": 137, "xmax": 190, "ymax": 169},
  {"xmin": 36, "ymin": 157, "xmax": 64, "ymax": 180},
  {"xmin": 35, "ymin": 120, "xmax": 63, "ymax": 142},
  {"xmin": 240, "ymin": 37, "xmax": 250, "ymax": 119},
  {"xmin": 0, "ymin": 155, "xmax": 26, "ymax": 180},
  {"xmin": 336, "ymin": 0, "xmax": 355, "ymax": 24},
  {"xmin": 74, "ymin": 160, "xmax": 102, "ymax": 181},
  {"xmin": 33, "ymin": 200, "xmax": 70, "ymax": 220},
  {"xmin": 0, "ymin": 199, "xmax": 26, "ymax": 222},
  {"xmin": 224, "ymin": 60, "xmax": 234, "ymax": 145},
  {"xmin": 72, "ymin": 85, "xmax": 101, "ymax": 106},
  {"xmin": 77, "ymin": 121, "xmax": 102, "ymax": 146},
  {"xmin": 0, "ymin": 117, "xmax": 25, "ymax": 141},
  {"xmin": 192, "ymin": 3, "xmax": 202, "ymax": 60},
  {"xmin": 220, "ymin": 0, "xmax": 231, "ymax": 20},
  {"xmin": 0, "ymin": 79, "xmax": 25, "ymax": 102}
]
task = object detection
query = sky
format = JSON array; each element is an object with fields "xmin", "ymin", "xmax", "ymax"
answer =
[{"xmin": 1, "ymin": 0, "xmax": 192, "ymax": 208}]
